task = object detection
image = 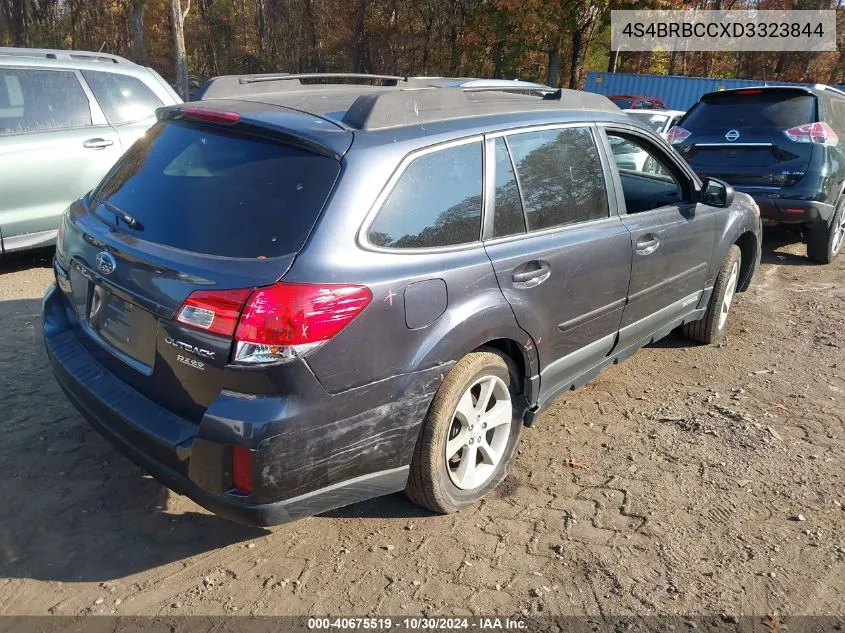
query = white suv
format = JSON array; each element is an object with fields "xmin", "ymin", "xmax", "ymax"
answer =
[{"xmin": 0, "ymin": 47, "xmax": 181, "ymax": 254}]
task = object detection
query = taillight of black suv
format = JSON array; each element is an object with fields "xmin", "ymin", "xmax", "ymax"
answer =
[{"xmin": 671, "ymin": 86, "xmax": 845, "ymax": 263}]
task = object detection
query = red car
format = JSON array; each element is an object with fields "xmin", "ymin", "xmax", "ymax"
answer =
[{"xmin": 608, "ymin": 94, "xmax": 667, "ymax": 110}]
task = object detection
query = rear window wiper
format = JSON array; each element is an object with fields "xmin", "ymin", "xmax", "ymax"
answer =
[{"xmin": 94, "ymin": 197, "xmax": 145, "ymax": 231}]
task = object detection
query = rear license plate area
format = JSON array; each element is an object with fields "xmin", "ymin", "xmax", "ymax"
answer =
[{"xmin": 87, "ymin": 284, "xmax": 158, "ymax": 371}]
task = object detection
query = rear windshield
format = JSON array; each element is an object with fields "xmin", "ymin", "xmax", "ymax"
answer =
[
  {"xmin": 92, "ymin": 121, "xmax": 340, "ymax": 258},
  {"xmin": 683, "ymin": 92, "xmax": 816, "ymax": 131}
]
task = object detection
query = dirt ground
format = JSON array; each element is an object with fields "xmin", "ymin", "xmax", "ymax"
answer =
[{"xmin": 0, "ymin": 229, "xmax": 842, "ymax": 618}]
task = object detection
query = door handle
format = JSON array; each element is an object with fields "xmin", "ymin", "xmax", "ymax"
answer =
[
  {"xmin": 83, "ymin": 138, "xmax": 114, "ymax": 150},
  {"xmin": 635, "ymin": 235, "xmax": 660, "ymax": 256},
  {"xmin": 512, "ymin": 261, "xmax": 551, "ymax": 288}
]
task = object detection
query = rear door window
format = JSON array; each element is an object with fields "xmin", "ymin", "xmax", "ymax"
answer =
[
  {"xmin": 0, "ymin": 69, "xmax": 91, "ymax": 134},
  {"xmin": 368, "ymin": 142, "xmax": 483, "ymax": 249},
  {"xmin": 505, "ymin": 127, "xmax": 608, "ymax": 232},
  {"xmin": 82, "ymin": 70, "xmax": 163, "ymax": 125},
  {"xmin": 92, "ymin": 121, "xmax": 340, "ymax": 258},
  {"xmin": 683, "ymin": 92, "xmax": 816, "ymax": 131}
]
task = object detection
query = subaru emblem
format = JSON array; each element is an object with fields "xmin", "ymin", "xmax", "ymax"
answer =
[
  {"xmin": 725, "ymin": 129, "xmax": 740, "ymax": 142},
  {"xmin": 95, "ymin": 251, "xmax": 117, "ymax": 275}
]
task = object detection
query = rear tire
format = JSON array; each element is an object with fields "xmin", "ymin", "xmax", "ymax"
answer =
[
  {"xmin": 806, "ymin": 197, "xmax": 845, "ymax": 264},
  {"xmin": 682, "ymin": 245, "xmax": 741, "ymax": 345},
  {"xmin": 405, "ymin": 349, "xmax": 523, "ymax": 514}
]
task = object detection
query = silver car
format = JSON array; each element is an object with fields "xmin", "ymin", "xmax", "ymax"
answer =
[{"xmin": 0, "ymin": 47, "xmax": 181, "ymax": 254}]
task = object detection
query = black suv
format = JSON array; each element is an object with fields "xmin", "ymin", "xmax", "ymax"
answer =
[
  {"xmin": 43, "ymin": 74, "xmax": 761, "ymax": 526},
  {"xmin": 670, "ymin": 85, "xmax": 845, "ymax": 263}
]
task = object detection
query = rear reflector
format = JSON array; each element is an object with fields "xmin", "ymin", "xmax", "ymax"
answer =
[
  {"xmin": 179, "ymin": 106, "xmax": 241, "ymax": 125},
  {"xmin": 783, "ymin": 207, "xmax": 805, "ymax": 215},
  {"xmin": 177, "ymin": 288, "xmax": 252, "ymax": 337},
  {"xmin": 666, "ymin": 126, "xmax": 691, "ymax": 145},
  {"xmin": 231, "ymin": 446, "xmax": 253, "ymax": 494},
  {"xmin": 783, "ymin": 122, "xmax": 838, "ymax": 147}
]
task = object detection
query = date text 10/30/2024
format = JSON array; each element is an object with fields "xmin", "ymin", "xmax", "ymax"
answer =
[{"xmin": 307, "ymin": 617, "xmax": 528, "ymax": 630}]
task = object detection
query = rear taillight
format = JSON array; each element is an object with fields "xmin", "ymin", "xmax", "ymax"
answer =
[
  {"xmin": 783, "ymin": 122, "xmax": 838, "ymax": 146},
  {"xmin": 231, "ymin": 446, "xmax": 253, "ymax": 494},
  {"xmin": 234, "ymin": 283, "xmax": 373, "ymax": 365},
  {"xmin": 177, "ymin": 288, "xmax": 252, "ymax": 337},
  {"xmin": 667, "ymin": 126, "xmax": 691, "ymax": 145},
  {"xmin": 174, "ymin": 282, "xmax": 372, "ymax": 365}
]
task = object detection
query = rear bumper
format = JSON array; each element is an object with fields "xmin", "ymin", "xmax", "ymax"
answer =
[
  {"xmin": 43, "ymin": 283, "xmax": 439, "ymax": 526},
  {"xmin": 736, "ymin": 191, "xmax": 835, "ymax": 225}
]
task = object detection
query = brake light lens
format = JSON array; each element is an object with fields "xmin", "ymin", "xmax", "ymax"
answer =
[
  {"xmin": 736, "ymin": 89, "xmax": 763, "ymax": 95},
  {"xmin": 231, "ymin": 446, "xmax": 253, "ymax": 494},
  {"xmin": 174, "ymin": 282, "xmax": 373, "ymax": 365},
  {"xmin": 234, "ymin": 283, "xmax": 373, "ymax": 364},
  {"xmin": 667, "ymin": 126, "xmax": 691, "ymax": 145},
  {"xmin": 177, "ymin": 288, "xmax": 252, "ymax": 337},
  {"xmin": 783, "ymin": 122, "xmax": 838, "ymax": 146},
  {"xmin": 179, "ymin": 106, "xmax": 241, "ymax": 125}
]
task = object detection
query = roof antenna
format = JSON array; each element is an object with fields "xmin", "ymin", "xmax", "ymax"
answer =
[{"xmin": 98, "ymin": 41, "xmax": 106, "ymax": 52}]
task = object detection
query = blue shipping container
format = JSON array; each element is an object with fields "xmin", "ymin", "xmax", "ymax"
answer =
[{"xmin": 584, "ymin": 71, "xmax": 815, "ymax": 111}]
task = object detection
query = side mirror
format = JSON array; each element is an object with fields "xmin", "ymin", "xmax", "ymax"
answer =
[{"xmin": 700, "ymin": 177, "xmax": 734, "ymax": 208}]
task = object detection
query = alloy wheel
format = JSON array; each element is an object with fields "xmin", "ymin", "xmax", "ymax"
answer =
[
  {"xmin": 718, "ymin": 260, "xmax": 740, "ymax": 331},
  {"xmin": 445, "ymin": 375, "xmax": 512, "ymax": 491}
]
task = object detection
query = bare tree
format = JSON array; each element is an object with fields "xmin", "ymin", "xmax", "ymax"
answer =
[
  {"xmin": 1, "ymin": 0, "xmax": 28, "ymax": 46},
  {"xmin": 351, "ymin": 0, "xmax": 367, "ymax": 72},
  {"xmin": 169, "ymin": 0, "xmax": 190, "ymax": 99},
  {"xmin": 131, "ymin": 0, "xmax": 148, "ymax": 64}
]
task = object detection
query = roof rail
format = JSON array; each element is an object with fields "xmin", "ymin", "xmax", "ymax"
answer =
[
  {"xmin": 814, "ymin": 83, "xmax": 845, "ymax": 97},
  {"xmin": 194, "ymin": 73, "xmax": 407, "ymax": 100},
  {"xmin": 0, "ymin": 47, "xmax": 127, "ymax": 64},
  {"xmin": 408, "ymin": 78, "xmax": 557, "ymax": 95},
  {"xmin": 341, "ymin": 86, "xmax": 615, "ymax": 130},
  {"xmin": 241, "ymin": 73, "xmax": 406, "ymax": 85}
]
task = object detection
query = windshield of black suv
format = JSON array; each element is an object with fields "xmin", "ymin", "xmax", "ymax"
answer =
[
  {"xmin": 683, "ymin": 91, "xmax": 817, "ymax": 131},
  {"xmin": 91, "ymin": 120, "xmax": 340, "ymax": 258}
]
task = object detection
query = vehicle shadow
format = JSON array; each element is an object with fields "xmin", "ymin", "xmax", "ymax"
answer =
[
  {"xmin": 320, "ymin": 492, "xmax": 435, "ymax": 521},
  {"xmin": 0, "ymin": 297, "xmax": 266, "ymax": 584},
  {"xmin": 760, "ymin": 225, "xmax": 811, "ymax": 266},
  {"xmin": 0, "ymin": 247, "xmax": 54, "ymax": 274}
]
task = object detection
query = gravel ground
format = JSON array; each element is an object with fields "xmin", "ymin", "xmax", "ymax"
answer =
[{"xmin": 0, "ymin": 229, "xmax": 842, "ymax": 617}]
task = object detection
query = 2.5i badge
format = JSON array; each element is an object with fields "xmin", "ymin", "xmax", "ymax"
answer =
[{"xmin": 177, "ymin": 354, "xmax": 205, "ymax": 371}]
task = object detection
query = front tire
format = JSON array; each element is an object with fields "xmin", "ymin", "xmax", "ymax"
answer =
[
  {"xmin": 405, "ymin": 349, "xmax": 522, "ymax": 514},
  {"xmin": 682, "ymin": 245, "xmax": 741, "ymax": 345},
  {"xmin": 806, "ymin": 197, "xmax": 845, "ymax": 264}
]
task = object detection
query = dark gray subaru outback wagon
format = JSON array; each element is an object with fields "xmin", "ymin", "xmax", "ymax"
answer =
[{"xmin": 43, "ymin": 75, "xmax": 762, "ymax": 525}]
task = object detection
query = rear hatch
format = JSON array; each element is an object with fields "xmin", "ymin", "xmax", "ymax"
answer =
[
  {"xmin": 55, "ymin": 105, "xmax": 352, "ymax": 422},
  {"xmin": 674, "ymin": 88, "xmax": 820, "ymax": 187}
]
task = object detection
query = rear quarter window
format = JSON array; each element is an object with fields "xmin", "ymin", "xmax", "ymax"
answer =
[
  {"xmin": 82, "ymin": 70, "xmax": 163, "ymax": 125},
  {"xmin": 93, "ymin": 121, "xmax": 340, "ymax": 258},
  {"xmin": 684, "ymin": 92, "xmax": 816, "ymax": 130},
  {"xmin": 367, "ymin": 142, "xmax": 483, "ymax": 249}
]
